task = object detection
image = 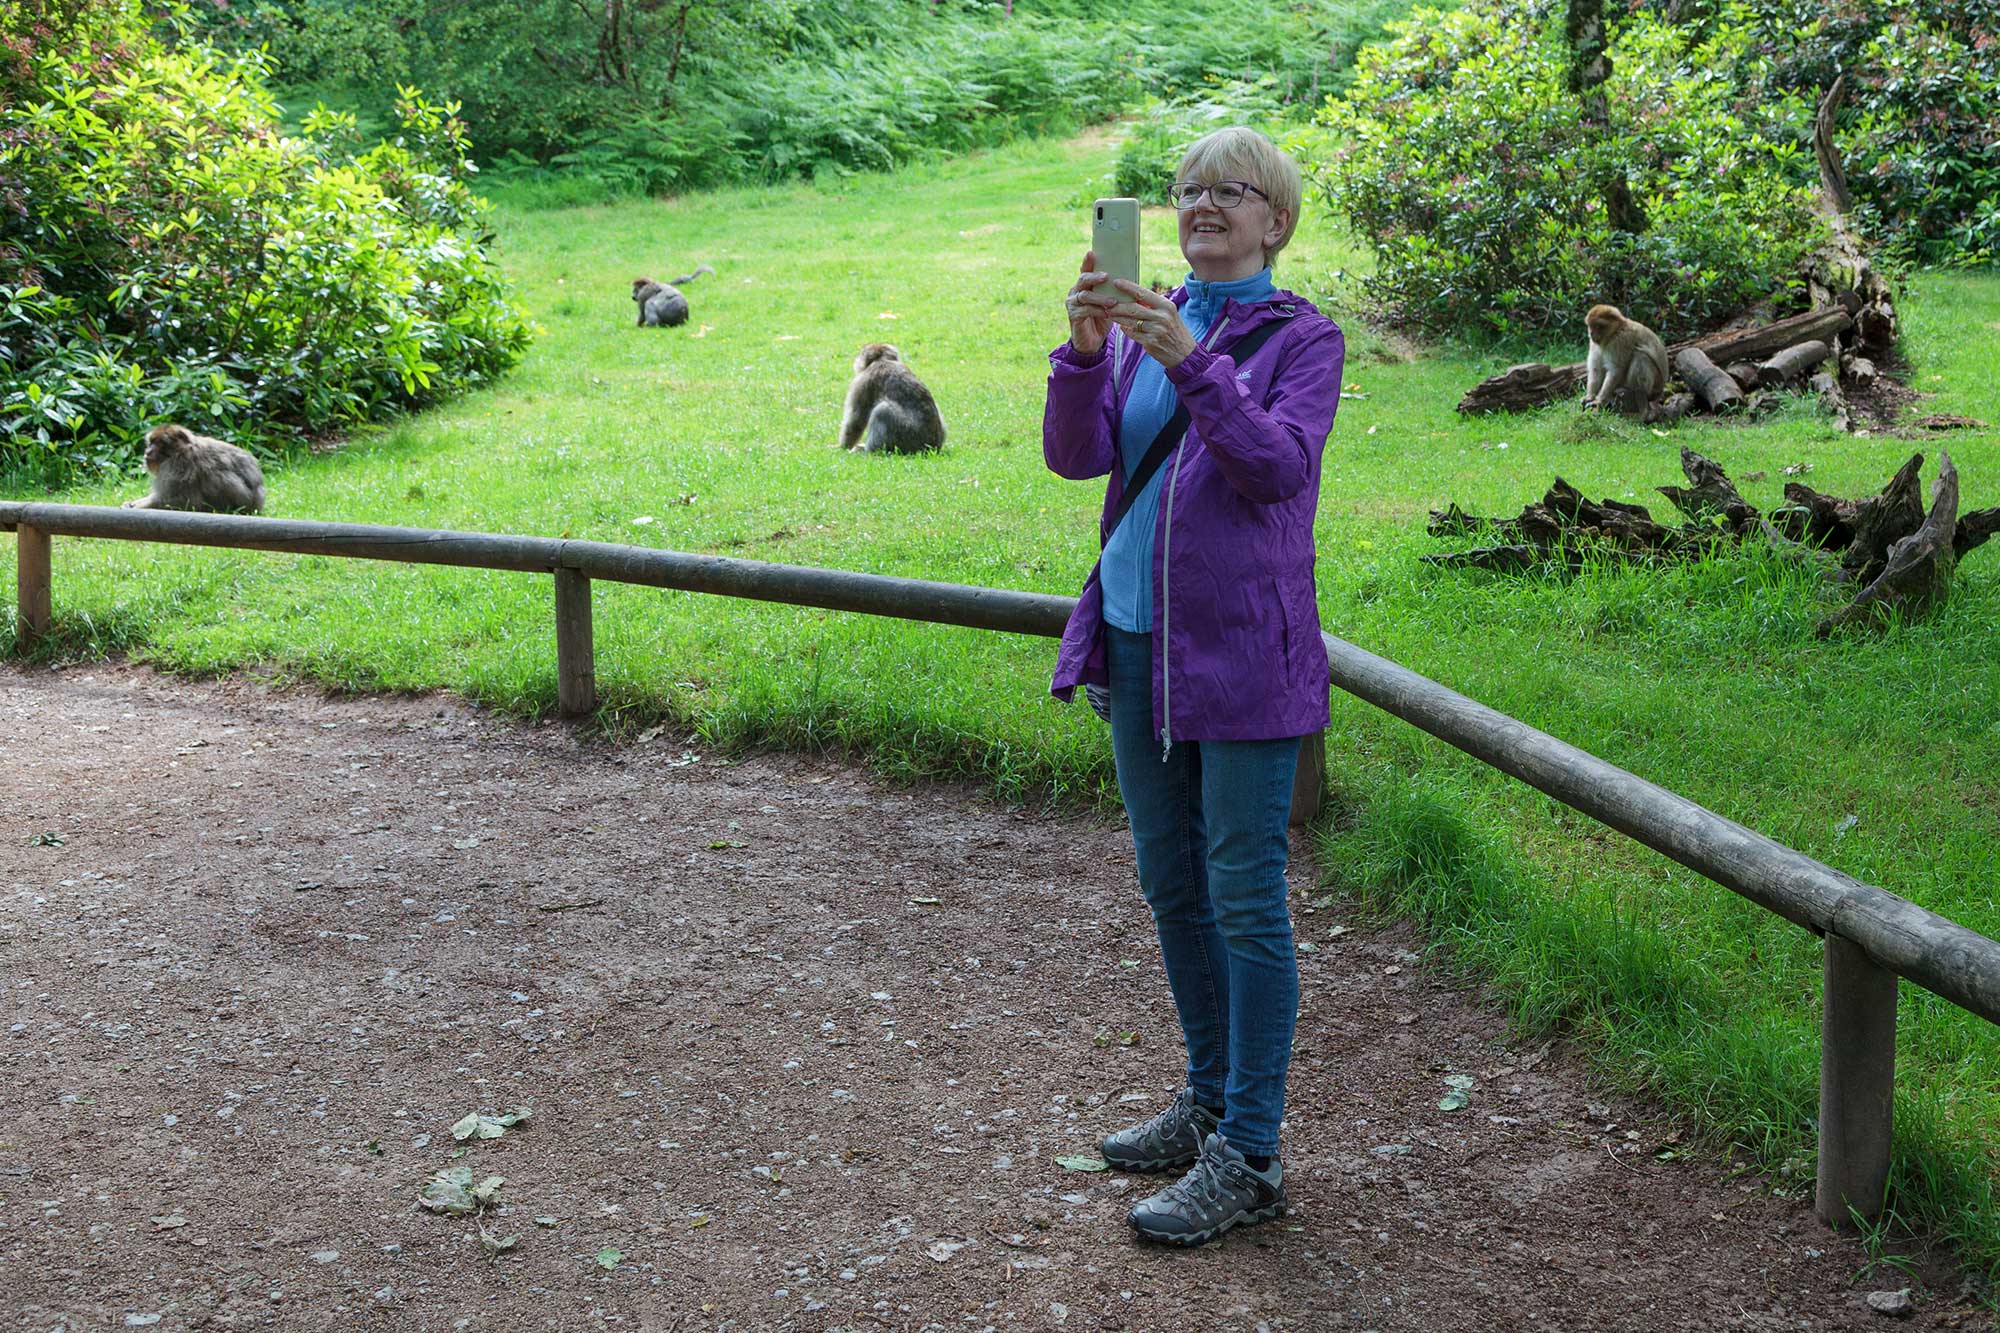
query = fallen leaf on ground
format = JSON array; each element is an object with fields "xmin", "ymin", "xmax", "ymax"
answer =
[
  {"xmin": 595, "ymin": 1246, "xmax": 623, "ymax": 1270},
  {"xmin": 419, "ymin": 1165, "xmax": 478, "ymax": 1216},
  {"xmin": 1053, "ymin": 1155, "xmax": 1108, "ymax": 1172},
  {"xmin": 452, "ymin": 1106, "xmax": 532, "ymax": 1141}
]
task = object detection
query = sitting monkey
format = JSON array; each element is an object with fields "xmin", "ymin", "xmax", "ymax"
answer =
[
  {"xmin": 632, "ymin": 265, "xmax": 715, "ymax": 328},
  {"xmin": 122, "ymin": 424, "xmax": 266, "ymax": 513},
  {"xmin": 837, "ymin": 344, "xmax": 946, "ymax": 454},
  {"xmin": 1584, "ymin": 304, "xmax": 1671, "ymax": 414}
]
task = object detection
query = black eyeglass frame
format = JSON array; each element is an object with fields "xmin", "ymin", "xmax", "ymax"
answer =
[{"xmin": 1167, "ymin": 179, "xmax": 1271, "ymax": 210}]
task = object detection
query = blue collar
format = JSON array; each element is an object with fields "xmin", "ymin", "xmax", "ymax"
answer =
[{"xmin": 1182, "ymin": 268, "xmax": 1276, "ymax": 325}]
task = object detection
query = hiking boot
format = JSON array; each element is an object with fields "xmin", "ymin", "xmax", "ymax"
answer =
[
  {"xmin": 1099, "ymin": 1087, "xmax": 1221, "ymax": 1173},
  {"xmin": 1127, "ymin": 1133, "xmax": 1286, "ymax": 1246}
]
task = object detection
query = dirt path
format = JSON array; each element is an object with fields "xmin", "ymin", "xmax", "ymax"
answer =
[{"xmin": 0, "ymin": 665, "xmax": 1985, "ymax": 1332}]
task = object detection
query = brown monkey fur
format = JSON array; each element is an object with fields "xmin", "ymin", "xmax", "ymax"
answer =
[
  {"xmin": 837, "ymin": 344, "xmax": 946, "ymax": 455},
  {"xmin": 123, "ymin": 424, "xmax": 266, "ymax": 513},
  {"xmin": 1584, "ymin": 304, "xmax": 1670, "ymax": 414}
]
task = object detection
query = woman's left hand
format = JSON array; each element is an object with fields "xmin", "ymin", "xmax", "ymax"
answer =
[{"xmin": 1103, "ymin": 279, "xmax": 1197, "ymax": 370}]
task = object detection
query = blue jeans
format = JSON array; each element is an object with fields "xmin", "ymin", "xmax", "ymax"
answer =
[{"xmin": 1104, "ymin": 626, "xmax": 1301, "ymax": 1158}]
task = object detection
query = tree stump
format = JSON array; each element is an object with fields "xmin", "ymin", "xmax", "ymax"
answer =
[
  {"xmin": 1657, "ymin": 445, "xmax": 1759, "ymax": 535},
  {"xmin": 1818, "ymin": 451, "xmax": 1959, "ymax": 635},
  {"xmin": 1838, "ymin": 453, "xmax": 1925, "ymax": 585}
]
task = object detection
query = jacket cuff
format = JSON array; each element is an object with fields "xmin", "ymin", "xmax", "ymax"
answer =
[
  {"xmin": 1051, "ymin": 339, "xmax": 1109, "ymax": 369},
  {"xmin": 1164, "ymin": 344, "xmax": 1218, "ymax": 385}
]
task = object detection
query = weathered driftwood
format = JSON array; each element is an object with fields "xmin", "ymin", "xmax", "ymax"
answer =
[
  {"xmin": 1457, "ymin": 305, "xmax": 1856, "ymax": 414},
  {"xmin": 1838, "ymin": 454, "xmax": 1926, "ymax": 585},
  {"xmin": 1759, "ymin": 339, "xmax": 1831, "ymax": 385},
  {"xmin": 1956, "ymin": 508, "xmax": 2000, "ymax": 558},
  {"xmin": 1818, "ymin": 451, "xmax": 1959, "ymax": 636},
  {"xmin": 1429, "ymin": 450, "xmax": 1990, "ymax": 633},
  {"xmin": 1456, "ymin": 361, "xmax": 1589, "ymax": 414},
  {"xmin": 1657, "ymin": 444, "xmax": 1759, "ymax": 535},
  {"xmin": 1424, "ymin": 453, "xmax": 1745, "ymax": 571},
  {"xmin": 1676, "ymin": 346, "xmax": 1743, "ymax": 413}
]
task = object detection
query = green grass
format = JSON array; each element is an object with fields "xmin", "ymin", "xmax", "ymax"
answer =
[{"xmin": 6, "ymin": 129, "xmax": 1999, "ymax": 1280}]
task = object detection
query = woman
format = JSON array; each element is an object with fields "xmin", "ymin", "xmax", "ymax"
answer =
[{"xmin": 1044, "ymin": 127, "xmax": 1344, "ymax": 1245}]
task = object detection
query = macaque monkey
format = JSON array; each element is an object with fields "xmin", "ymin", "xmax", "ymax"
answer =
[
  {"xmin": 837, "ymin": 344, "xmax": 946, "ymax": 455},
  {"xmin": 631, "ymin": 265, "xmax": 715, "ymax": 327},
  {"xmin": 1584, "ymin": 304, "xmax": 1670, "ymax": 414},
  {"xmin": 122, "ymin": 424, "xmax": 266, "ymax": 513}
]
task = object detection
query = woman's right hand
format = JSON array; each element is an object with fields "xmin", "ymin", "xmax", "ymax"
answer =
[{"xmin": 1065, "ymin": 249, "xmax": 1117, "ymax": 357}]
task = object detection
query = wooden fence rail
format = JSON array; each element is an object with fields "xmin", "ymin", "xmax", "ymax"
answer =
[{"xmin": 5, "ymin": 498, "xmax": 1996, "ymax": 1231}]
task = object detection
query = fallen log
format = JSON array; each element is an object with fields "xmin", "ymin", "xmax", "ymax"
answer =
[
  {"xmin": 1697, "ymin": 306, "xmax": 1853, "ymax": 367},
  {"xmin": 1818, "ymin": 450, "xmax": 1958, "ymax": 636},
  {"xmin": 1759, "ymin": 340, "xmax": 1831, "ymax": 385},
  {"xmin": 1455, "ymin": 362, "xmax": 1588, "ymax": 414},
  {"xmin": 1725, "ymin": 361, "xmax": 1761, "ymax": 391},
  {"xmin": 1457, "ymin": 305, "xmax": 1854, "ymax": 414},
  {"xmin": 1676, "ymin": 347, "xmax": 1744, "ymax": 413}
]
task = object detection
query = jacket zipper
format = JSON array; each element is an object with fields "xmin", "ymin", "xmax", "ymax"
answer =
[{"xmin": 1156, "ymin": 312, "xmax": 1234, "ymax": 761}]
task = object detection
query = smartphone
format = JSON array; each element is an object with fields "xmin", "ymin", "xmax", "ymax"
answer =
[{"xmin": 1091, "ymin": 197, "xmax": 1141, "ymax": 293}]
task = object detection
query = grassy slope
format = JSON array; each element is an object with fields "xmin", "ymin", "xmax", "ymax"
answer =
[{"xmin": 5, "ymin": 130, "xmax": 1997, "ymax": 1270}]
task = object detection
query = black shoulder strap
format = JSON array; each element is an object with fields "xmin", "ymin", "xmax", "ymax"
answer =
[{"xmin": 1105, "ymin": 318, "xmax": 1290, "ymax": 539}]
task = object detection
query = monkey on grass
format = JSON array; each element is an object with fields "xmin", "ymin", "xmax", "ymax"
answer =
[
  {"xmin": 122, "ymin": 424, "xmax": 266, "ymax": 513},
  {"xmin": 1583, "ymin": 304, "xmax": 1671, "ymax": 415},
  {"xmin": 632, "ymin": 265, "xmax": 715, "ymax": 328},
  {"xmin": 837, "ymin": 344, "xmax": 946, "ymax": 455}
]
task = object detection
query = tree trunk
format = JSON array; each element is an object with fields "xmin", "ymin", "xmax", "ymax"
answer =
[{"xmin": 1565, "ymin": 0, "xmax": 1648, "ymax": 241}]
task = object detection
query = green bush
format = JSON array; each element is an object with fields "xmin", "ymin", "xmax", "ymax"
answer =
[
  {"xmin": 1305, "ymin": 0, "xmax": 1825, "ymax": 340},
  {"xmin": 1690, "ymin": 0, "xmax": 2000, "ymax": 265},
  {"xmin": 0, "ymin": 1, "xmax": 534, "ymax": 483}
]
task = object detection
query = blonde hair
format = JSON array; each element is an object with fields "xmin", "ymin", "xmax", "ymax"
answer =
[{"xmin": 1177, "ymin": 127, "xmax": 1303, "ymax": 268}]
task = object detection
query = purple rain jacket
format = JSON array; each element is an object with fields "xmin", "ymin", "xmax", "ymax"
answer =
[{"xmin": 1044, "ymin": 288, "xmax": 1345, "ymax": 746}]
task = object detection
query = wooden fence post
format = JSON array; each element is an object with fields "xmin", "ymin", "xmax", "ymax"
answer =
[
  {"xmin": 1816, "ymin": 932, "xmax": 1897, "ymax": 1228},
  {"xmin": 15, "ymin": 523, "xmax": 51, "ymax": 650},
  {"xmin": 554, "ymin": 569, "xmax": 596, "ymax": 717},
  {"xmin": 1289, "ymin": 729, "xmax": 1326, "ymax": 827}
]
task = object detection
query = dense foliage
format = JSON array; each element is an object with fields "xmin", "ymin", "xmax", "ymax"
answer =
[
  {"xmin": 1, "ymin": 1, "xmax": 534, "ymax": 482},
  {"xmin": 180, "ymin": 0, "xmax": 1423, "ymax": 202},
  {"xmin": 1305, "ymin": 0, "xmax": 1825, "ymax": 339},
  {"xmin": 1675, "ymin": 0, "xmax": 2000, "ymax": 265}
]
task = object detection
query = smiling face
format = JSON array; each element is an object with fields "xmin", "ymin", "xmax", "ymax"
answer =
[
  {"xmin": 1171, "ymin": 128, "xmax": 1304, "ymax": 284},
  {"xmin": 1177, "ymin": 185, "xmax": 1288, "ymax": 283}
]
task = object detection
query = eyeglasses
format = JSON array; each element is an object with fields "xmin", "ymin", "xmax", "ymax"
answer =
[{"xmin": 1167, "ymin": 179, "xmax": 1269, "ymax": 210}]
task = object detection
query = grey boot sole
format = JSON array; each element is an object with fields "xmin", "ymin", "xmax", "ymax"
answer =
[{"xmin": 1128, "ymin": 1198, "xmax": 1287, "ymax": 1246}]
